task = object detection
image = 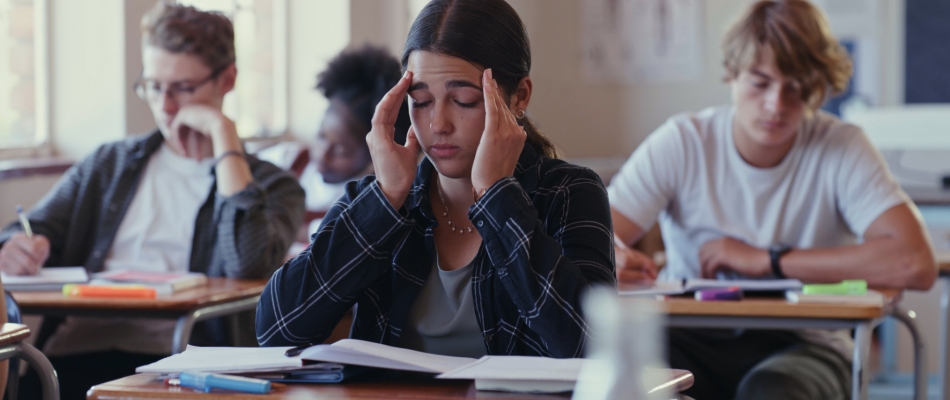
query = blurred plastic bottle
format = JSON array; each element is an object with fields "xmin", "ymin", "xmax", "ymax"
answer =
[{"xmin": 573, "ymin": 286, "xmax": 673, "ymax": 400}]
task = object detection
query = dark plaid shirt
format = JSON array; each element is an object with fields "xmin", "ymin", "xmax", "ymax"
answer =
[
  {"xmin": 0, "ymin": 131, "xmax": 305, "ymax": 346},
  {"xmin": 257, "ymin": 145, "xmax": 615, "ymax": 358}
]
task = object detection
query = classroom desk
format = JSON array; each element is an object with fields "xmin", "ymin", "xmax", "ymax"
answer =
[
  {"xmin": 86, "ymin": 369, "xmax": 695, "ymax": 399},
  {"xmin": 654, "ymin": 289, "xmax": 925, "ymax": 400},
  {"xmin": 10, "ymin": 278, "xmax": 268, "ymax": 354},
  {"xmin": 935, "ymin": 257, "xmax": 950, "ymax": 400},
  {"xmin": 0, "ymin": 323, "xmax": 59, "ymax": 400}
]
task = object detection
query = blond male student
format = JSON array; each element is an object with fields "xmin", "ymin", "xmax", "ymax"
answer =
[
  {"xmin": 609, "ymin": 1, "xmax": 936, "ymax": 399},
  {"xmin": 0, "ymin": 3, "xmax": 304, "ymax": 399}
]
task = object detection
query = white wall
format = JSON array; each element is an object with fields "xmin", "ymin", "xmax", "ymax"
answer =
[
  {"xmin": 287, "ymin": 0, "xmax": 349, "ymax": 142},
  {"xmin": 49, "ymin": 0, "xmax": 126, "ymax": 159}
]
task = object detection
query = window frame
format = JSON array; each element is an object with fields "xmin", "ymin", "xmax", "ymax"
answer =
[{"xmin": 0, "ymin": 0, "xmax": 51, "ymax": 159}]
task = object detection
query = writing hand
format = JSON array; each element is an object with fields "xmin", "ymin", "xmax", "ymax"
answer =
[
  {"xmin": 615, "ymin": 242, "xmax": 658, "ymax": 284},
  {"xmin": 0, "ymin": 232, "xmax": 50, "ymax": 276}
]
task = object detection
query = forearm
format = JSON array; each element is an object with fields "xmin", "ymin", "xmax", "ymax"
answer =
[
  {"xmin": 782, "ymin": 237, "xmax": 936, "ymax": 290},
  {"xmin": 214, "ymin": 179, "xmax": 305, "ymax": 279},
  {"xmin": 256, "ymin": 181, "xmax": 413, "ymax": 346},
  {"xmin": 473, "ymin": 177, "xmax": 614, "ymax": 357},
  {"xmin": 211, "ymin": 119, "xmax": 253, "ymax": 197}
]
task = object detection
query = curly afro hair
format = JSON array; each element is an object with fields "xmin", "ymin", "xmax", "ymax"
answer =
[{"xmin": 317, "ymin": 46, "xmax": 410, "ymax": 144}]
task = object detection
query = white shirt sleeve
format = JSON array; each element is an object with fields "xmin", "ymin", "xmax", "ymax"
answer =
[
  {"xmin": 607, "ymin": 119, "xmax": 687, "ymax": 231},
  {"xmin": 833, "ymin": 126, "xmax": 910, "ymax": 236}
]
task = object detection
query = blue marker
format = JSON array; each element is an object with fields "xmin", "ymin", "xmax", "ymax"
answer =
[{"xmin": 179, "ymin": 372, "xmax": 271, "ymax": 394}]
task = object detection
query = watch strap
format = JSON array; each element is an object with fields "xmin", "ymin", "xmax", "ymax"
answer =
[{"xmin": 770, "ymin": 246, "xmax": 791, "ymax": 279}]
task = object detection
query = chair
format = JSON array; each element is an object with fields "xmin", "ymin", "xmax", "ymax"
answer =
[
  {"xmin": 5, "ymin": 291, "xmax": 20, "ymax": 400},
  {"xmin": 2, "ymin": 291, "xmax": 58, "ymax": 400}
]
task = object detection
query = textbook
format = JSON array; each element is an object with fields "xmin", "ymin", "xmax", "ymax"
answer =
[
  {"xmin": 437, "ymin": 357, "xmax": 691, "ymax": 394},
  {"xmin": 137, "ymin": 340, "xmax": 689, "ymax": 393},
  {"xmin": 1, "ymin": 267, "xmax": 89, "ymax": 291},
  {"xmin": 90, "ymin": 270, "xmax": 207, "ymax": 295},
  {"xmin": 619, "ymin": 278, "xmax": 803, "ymax": 297},
  {"xmin": 437, "ymin": 356, "xmax": 583, "ymax": 393}
]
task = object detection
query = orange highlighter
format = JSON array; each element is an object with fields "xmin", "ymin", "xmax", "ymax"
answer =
[{"xmin": 63, "ymin": 284, "xmax": 156, "ymax": 299}]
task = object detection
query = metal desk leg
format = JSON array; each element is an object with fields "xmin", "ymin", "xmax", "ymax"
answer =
[
  {"xmin": 171, "ymin": 296, "xmax": 260, "ymax": 354},
  {"xmin": 853, "ymin": 321, "xmax": 873, "ymax": 400},
  {"xmin": 941, "ymin": 276, "xmax": 950, "ymax": 400},
  {"xmin": 16, "ymin": 343, "xmax": 59, "ymax": 400},
  {"xmin": 892, "ymin": 307, "xmax": 928, "ymax": 400}
]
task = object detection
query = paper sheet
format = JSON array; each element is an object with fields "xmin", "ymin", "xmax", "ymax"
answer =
[
  {"xmin": 1, "ymin": 267, "xmax": 88, "ymax": 289},
  {"xmin": 306, "ymin": 339, "xmax": 476, "ymax": 374},
  {"xmin": 136, "ymin": 345, "xmax": 300, "ymax": 374},
  {"xmin": 439, "ymin": 356, "xmax": 584, "ymax": 381}
]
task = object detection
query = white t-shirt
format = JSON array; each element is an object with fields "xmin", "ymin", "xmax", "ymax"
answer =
[
  {"xmin": 299, "ymin": 164, "xmax": 348, "ymax": 214},
  {"xmin": 44, "ymin": 143, "xmax": 214, "ymax": 356},
  {"xmin": 607, "ymin": 105, "xmax": 910, "ymax": 359}
]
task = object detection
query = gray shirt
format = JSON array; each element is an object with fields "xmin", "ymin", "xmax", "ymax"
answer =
[{"xmin": 399, "ymin": 254, "xmax": 486, "ymax": 358}]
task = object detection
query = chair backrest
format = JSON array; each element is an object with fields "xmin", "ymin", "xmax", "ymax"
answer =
[{"xmin": 5, "ymin": 291, "xmax": 21, "ymax": 324}]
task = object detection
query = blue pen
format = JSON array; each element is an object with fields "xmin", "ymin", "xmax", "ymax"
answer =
[{"xmin": 179, "ymin": 371, "xmax": 271, "ymax": 394}]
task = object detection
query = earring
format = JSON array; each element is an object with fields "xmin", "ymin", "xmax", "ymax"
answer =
[{"xmin": 515, "ymin": 110, "xmax": 526, "ymax": 119}]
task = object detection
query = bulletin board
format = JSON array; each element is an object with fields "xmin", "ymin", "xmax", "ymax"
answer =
[{"xmin": 905, "ymin": 0, "xmax": 950, "ymax": 103}]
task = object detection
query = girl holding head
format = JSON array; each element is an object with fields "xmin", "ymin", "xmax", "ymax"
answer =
[{"xmin": 257, "ymin": 0, "xmax": 614, "ymax": 358}]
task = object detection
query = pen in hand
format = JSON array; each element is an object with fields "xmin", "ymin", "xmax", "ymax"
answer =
[{"xmin": 16, "ymin": 205, "xmax": 33, "ymax": 237}]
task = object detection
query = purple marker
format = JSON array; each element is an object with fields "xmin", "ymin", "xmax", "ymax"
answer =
[{"xmin": 695, "ymin": 287, "xmax": 743, "ymax": 301}]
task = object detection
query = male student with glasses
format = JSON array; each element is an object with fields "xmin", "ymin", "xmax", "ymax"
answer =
[{"xmin": 0, "ymin": 3, "xmax": 304, "ymax": 399}]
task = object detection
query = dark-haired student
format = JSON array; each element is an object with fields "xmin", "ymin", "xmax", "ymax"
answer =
[
  {"xmin": 0, "ymin": 2, "xmax": 304, "ymax": 399},
  {"xmin": 609, "ymin": 1, "xmax": 935, "ymax": 399},
  {"xmin": 257, "ymin": 0, "xmax": 614, "ymax": 358},
  {"xmin": 298, "ymin": 46, "xmax": 411, "ymax": 235}
]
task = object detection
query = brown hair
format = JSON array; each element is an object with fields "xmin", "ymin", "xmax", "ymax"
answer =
[
  {"xmin": 402, "ymin": 0, "xmax": 561, "ymax": 159},
  {"xmin": 140, "ymin": 1, "xmax": 235, "ymax": 72},
  {"xmin": 722, "ymin": 0, "xmax": 852, "ymax": 111}
]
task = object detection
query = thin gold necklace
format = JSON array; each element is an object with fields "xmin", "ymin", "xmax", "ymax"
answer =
[{"xmin": 435, "ymin": 177, "xmax": 475, "ymax": 234}]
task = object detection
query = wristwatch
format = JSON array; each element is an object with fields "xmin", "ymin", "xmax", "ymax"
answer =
[{"xmin": 769, "ymin": 244, "xmax": 792, "ymax": 279}]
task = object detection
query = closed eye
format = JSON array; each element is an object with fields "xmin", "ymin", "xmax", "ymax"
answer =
[
  {"xmin": 455, "ymin": 100, "xmax": 479, "ymax": 108},
  {"xmin": 412, "ymin": 100, "xmax": 432, "ymax": 108}
]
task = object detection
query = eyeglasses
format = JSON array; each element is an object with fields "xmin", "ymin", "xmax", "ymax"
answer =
[{"xmin": 133, "ymin": 65, "xmax": 229, "ymax": 103}]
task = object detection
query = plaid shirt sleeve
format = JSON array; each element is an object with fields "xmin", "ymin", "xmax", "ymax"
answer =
[
  {"xmin": 469, "ymin": 166, "xmax": 615, "ymax": 358},
  {"xmin": 210, "ymin": 162, "xmax": 306, "ymax": 279},
  {"xmin": 256, "ymin": 178, "xmax": 414, "ymax": 346}
]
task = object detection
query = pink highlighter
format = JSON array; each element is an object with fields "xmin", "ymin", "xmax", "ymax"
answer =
[{"xmin": 695, "ymin": 287, "xmax": 743, "ymax": 301}]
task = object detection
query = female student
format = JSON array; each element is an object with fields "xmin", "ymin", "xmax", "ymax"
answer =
[
  {"xmin": 296, "ymin": 46, "xmax": 410, "ymax": 236},
  {"xmin": 257, "ymin": 0, "xmax": 615, "ymax": 358}
]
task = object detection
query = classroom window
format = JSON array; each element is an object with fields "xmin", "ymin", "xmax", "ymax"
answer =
[
  {"xmin": 0, "ymin": 0, "xmax": 48, "ymax": 152},
  {"xmin": 179, "ymin": 0, "xmax": 287, "ymax": 139}
]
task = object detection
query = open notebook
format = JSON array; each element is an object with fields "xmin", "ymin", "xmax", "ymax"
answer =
[
  {"xmin": 1, "ymin": 267, "xmax": 88, "ymax": 291},
  {"xmin": 619, "ymin": 278, "xmax": 803, "ymax": 296},
  {"xmin": 136, "ymin": 339, "xmax": 688, "ymax": 393}
]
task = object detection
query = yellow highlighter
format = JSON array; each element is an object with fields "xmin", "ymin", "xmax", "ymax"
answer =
[
  {"xmin": 63, "ymin": 284, "xmax": 157, "ymax": 299},
  {"xmin": 801, "ymin": 280, "xmax": 867, "ymax": 295}
]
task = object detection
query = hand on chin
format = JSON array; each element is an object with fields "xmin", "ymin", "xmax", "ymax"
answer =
[{"xmin": 173, "ymin": 127, "xmax": 212, "ymax": 161}]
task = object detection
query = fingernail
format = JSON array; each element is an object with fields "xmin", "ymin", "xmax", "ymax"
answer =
[
  {"xmin": 487, "ymin": 68, "xmax": 493, "ymax": 80},
  {"xmin": 403, "ymin": 70, "xmax": 409, "ymax": 79}
]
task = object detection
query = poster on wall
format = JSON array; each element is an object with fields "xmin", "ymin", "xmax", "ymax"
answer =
[
  {"xmin": 811, "ymin": 0, "xmax": 882, "ymax": 114},
  {"xmin": 581, "ymin": 0, "xmax": 703, "ymax": 84}
]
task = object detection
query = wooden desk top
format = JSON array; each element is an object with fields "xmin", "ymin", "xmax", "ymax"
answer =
[
  {"xmin": 0, "ymin": 323, "xmax": 29, "ymax": 347},
  {"xmin": 660, "ymin": 288, "xmax": 901, "ymax": 320},
  {"xmin": 10, "ymin": 278, "xmax": 267, "ymax": 313},
  {"xmin": 88, "ymin": 370, "xmax": 694, "ymax": 400}
]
